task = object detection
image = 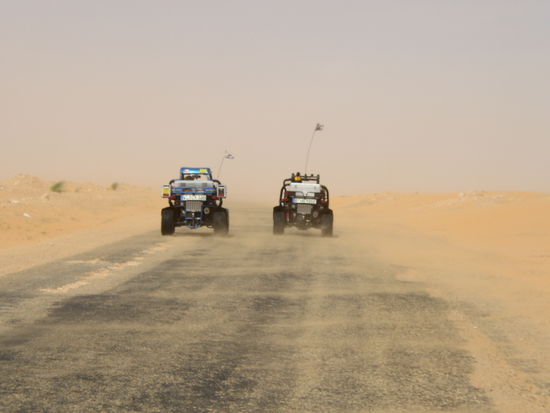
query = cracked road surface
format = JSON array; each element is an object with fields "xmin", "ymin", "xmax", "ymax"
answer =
[{"xmin": 0, "ymin": 207, "xmax": 508, "ymax": 412}]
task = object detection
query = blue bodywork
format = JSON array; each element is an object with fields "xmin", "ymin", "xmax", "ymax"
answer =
[
  {"xmin": 179, "ymin": 167, "xmax": 213, "ymax": 179},
  {"xmin": 169, "ymin": 186, "xmax": 217, "ymax": 196},
  {"xmin": 168, "ymin": 167, "xmax": 219, "ymax": 229},
  {"xmin": 162, "ymin": 166, "xmax": 228, "ymax": 235}
]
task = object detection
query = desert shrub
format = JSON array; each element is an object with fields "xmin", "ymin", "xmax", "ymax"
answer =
[
  {"xmin": 50, "ymin": 181, "xmax": 65, "ymax": 193},
  {"xmin": 110, "ymin": 182, "xmax": 119, "ymax": 191}
]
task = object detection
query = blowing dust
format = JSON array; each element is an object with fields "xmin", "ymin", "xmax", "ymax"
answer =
[
  {"xmin": 1, "ymin": 175, "xmax": 549, "ymax": 410},
  {"xmin": 334, "ymin": 191, "xmax": 550, "ymax": 411}
]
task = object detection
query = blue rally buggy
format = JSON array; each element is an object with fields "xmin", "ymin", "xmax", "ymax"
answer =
[{"xmin": 161, "ymin": 167, "xmax": 229, "ymax": 235}]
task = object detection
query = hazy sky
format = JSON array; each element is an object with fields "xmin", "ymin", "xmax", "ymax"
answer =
[{"xmin": 1, "ymin": 1, "xmax": 549, "ymax": 199}]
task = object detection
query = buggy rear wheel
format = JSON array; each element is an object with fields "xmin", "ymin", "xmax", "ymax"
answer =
[
  {"xmin": 321, "ymin": 212, "xmax": 333, "ymax": 237},
  {"xmin": 213, "ymin": 209, "xmax": 229, "ymax": 235},
  {"xmin": 273, "ymin": 209, "xmax": 285, "ymax": 235},
  {"xmin": 161, "ymin": 207, "xmax": 176, "ymax": 235}
]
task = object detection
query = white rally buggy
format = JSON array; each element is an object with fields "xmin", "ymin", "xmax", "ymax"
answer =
[{"xmin": 273, "ymin": 172, "xmax": 333, "ymax": 236}]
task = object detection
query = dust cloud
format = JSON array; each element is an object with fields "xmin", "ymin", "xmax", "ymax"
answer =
[
  {"xmin": 1, "ymin": 174, "xmax": 549, "ymax": 410},
  {"xmin": 1, "ymin": 2, "xmax": 550, "ymax": 198},
  {"xmin": 1, "ymin": 1, "xmax": 550, "ymax": 409}
]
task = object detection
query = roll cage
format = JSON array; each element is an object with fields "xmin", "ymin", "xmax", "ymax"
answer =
[{"xmin": 278, "ymin": 173, "xmax": 330, "ymax": 206}]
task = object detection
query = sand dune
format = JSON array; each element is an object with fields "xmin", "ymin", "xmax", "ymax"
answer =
[
  {"xmin": 2, "ymin": 179, "xmax": 549, "ymax": 280},
  {"xmin": 2, "ymin": 178, "xmax": 549, "ymax": 282},
  {"xmin": 0, "ymin": 174, "xmax": 161, "ymax": 249},
  {"xmin": 0, "ymin": 175, "xmax": 162, "ymax": 276},
  {"xmin": 334, "ymin": 190, "xmax": 550, "ymax": 277}
]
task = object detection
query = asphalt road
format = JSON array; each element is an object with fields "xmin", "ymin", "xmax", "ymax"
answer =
[{"xmin": 0, "ymin": 207, "xmax": 493, "ymax": 412}]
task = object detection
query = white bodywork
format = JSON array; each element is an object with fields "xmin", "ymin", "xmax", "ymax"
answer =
[{"xmin": 287, "ymin": 182, "xmax": 321, "ymax": 198}]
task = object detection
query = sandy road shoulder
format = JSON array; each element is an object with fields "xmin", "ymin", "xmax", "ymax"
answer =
[{"xmin": 0, "ymin": 213, "xmax": 159, "ymax": 278}]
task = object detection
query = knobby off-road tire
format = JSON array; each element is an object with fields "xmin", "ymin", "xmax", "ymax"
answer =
[
  {"xmin": 161, "ymin": 207, "xmax": 176, "ymax": 235},
  {"xmin": 273, "ymin": 209, "xmax": 285, "ymax": 235},
  {"xmin": 213, "ymin": 209, "xmax": 229, "ymax": 235},
  {"xmin": 321, "ymin": 212, "xmax": 333, "ymax": 237}
]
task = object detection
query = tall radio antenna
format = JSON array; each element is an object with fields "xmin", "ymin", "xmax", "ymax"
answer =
[
  {"xmin": 305, "ymin": 123, "xmax": 324, "ymax": 174},
  {"xmin": 217, "ymin": 150, "xmax": 235, "ymax": 179}
]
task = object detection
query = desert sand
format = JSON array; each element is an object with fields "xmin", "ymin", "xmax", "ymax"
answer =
[
  {"xmin": 1, "ymin": 177, "xmax": 549, "ymax": 410},
  {"xmin": 334, "ymin": 191, "xmax": 550, "ymax": 410},
  {"xmin": 0, "ymin": 175, "xmax": 161, "ymax": 276},
  {"xmin": 0, "ymin": 174, "xmax": 161, "ymax": 247}
]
